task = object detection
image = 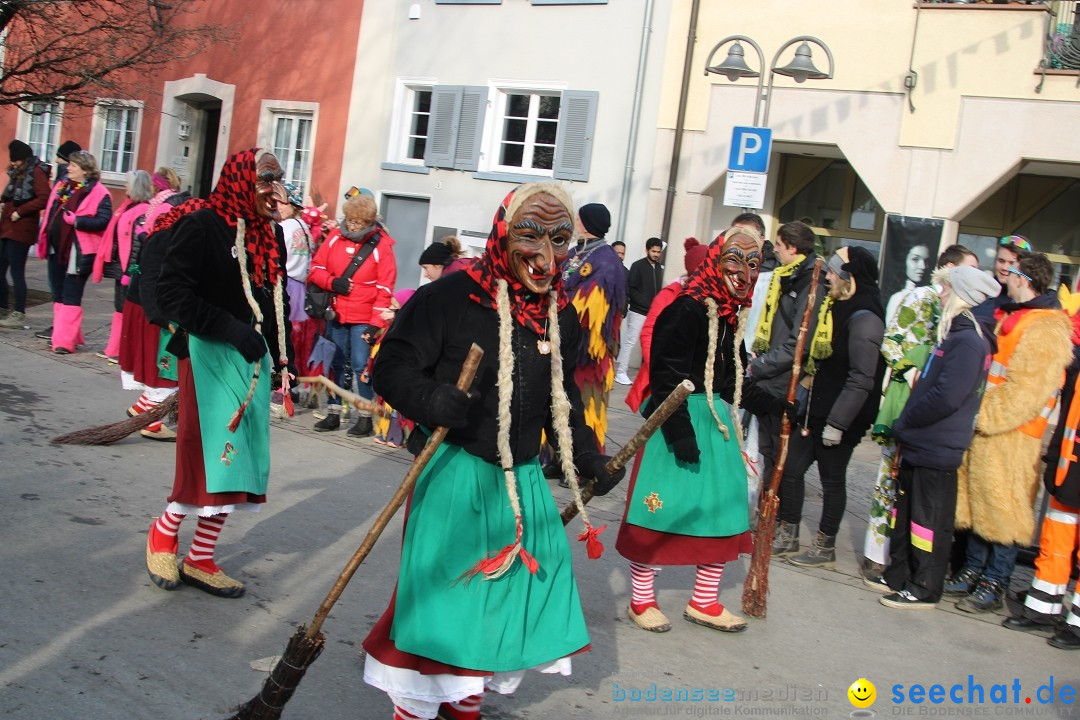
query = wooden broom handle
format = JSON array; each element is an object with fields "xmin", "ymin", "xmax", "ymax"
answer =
[
  {"xmin": 306, "ymin": 343, "xmax": 484, "ymax": 638},
  {"xmin": 561, "ymin": 379, "xmax": 695, "ymax": 525}
]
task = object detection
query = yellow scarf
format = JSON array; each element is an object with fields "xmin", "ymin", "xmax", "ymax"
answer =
[
  {"xmin": 806, "ymin": 295, "xmax": 834, "ymax": 375},
  {"xmin": 752, "ymin": 255, "xmax": 806, "ymax": 353}
]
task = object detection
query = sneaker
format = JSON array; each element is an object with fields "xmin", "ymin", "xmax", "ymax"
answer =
[
  {"xmin": 942, "ymin": 567, "xmax": 981, "ymax": 597},
  {"xmin": 0, "ymin": 310, "xmax": 26, "ymax": 329},
  {"xmin": 880, "ymin": 590, "xmax": 936, "ymax": 610},
  {"xmin": 34, "ymin": 325, "xmax": 52, "ymax": 340},
  {"xmin": 615, "ymin": 372, "xmax": 633, "ymax": 386},
  {"xmin": 312, "ymin": 407, "xmax": 328, "ymax": 421},
  {"xmin": 863, "ymin": 575, "xmax": 891, "ymax": 594},
  {"xmin": 956, "ymin": 578, "xmax": 1006, "ymax": 614}
]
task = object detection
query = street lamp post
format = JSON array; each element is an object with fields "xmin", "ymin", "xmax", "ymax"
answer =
[{"xmin": 704, "ymin": 35, "xmax": 835, "ymax": 127}]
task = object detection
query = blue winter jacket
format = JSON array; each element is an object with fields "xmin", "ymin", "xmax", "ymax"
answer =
[{"xmin": 892, "ymin": 313, "xmax": 995, "ymax": 470}]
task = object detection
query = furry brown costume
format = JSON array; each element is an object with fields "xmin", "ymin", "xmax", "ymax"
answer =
[{"xmin": 955, "ymin": 309, "xmax": 1072, "ymax": 545}]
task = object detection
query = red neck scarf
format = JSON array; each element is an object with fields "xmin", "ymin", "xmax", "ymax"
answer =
[
  {"xmin": 464, "ymin": 186, "xmax": 569, "ymax": 335},
  {"xmin": 683, "ymin": 235, "xmax": 756, "ymax": 322},
  {"xmin": 150, "ymin": 148, "xmax": 281, "ymax": 287}
]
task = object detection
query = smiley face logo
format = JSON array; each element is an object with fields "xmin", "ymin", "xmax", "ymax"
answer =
[{"xmin": 848, "ymin": 678, "xmax": 876, "ymax": 709}]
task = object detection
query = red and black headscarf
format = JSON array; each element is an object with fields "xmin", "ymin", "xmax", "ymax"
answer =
[
  {"xmin": 151, "ymin": 148, "xmax": 282, "ymax": 288},
  {"xmin": 464, "ymin": 184, "xmax": 572, "ymax": 335},
  {"xmin": 683, "ymin": 227, "xmax": 763, "ymax": 322}
]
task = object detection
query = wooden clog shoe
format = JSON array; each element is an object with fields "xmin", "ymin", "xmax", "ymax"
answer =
[
  {"xmin": 683, "ymin": 604, "xmax": 747, "ymax": 633},
  {"xmin": 145, "ymin": 534, "xmax": 181, "ymax": 591},
  {"xmin": 627, "ymin": 605, "xmax": 672, "ymax": 633},
  {"xmin": 179, "ymin": 559, "xmax": 245, "ymax": 598}
]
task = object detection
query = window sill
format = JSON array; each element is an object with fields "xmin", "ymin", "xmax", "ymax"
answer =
[
  {"xmin": 472, "ymin": 170, "xmax": 552, "ymax": 184},
  {"xmin": 381, "ymin": 162, "xmax": 431, "ymax": 175},
  {"xmin": 917, "ymin": 2, "xmax": 1049, "ymax": 10}
]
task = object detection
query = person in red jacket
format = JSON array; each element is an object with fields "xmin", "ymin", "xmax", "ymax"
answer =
[
  {"xmin": 0, "ymin": 140, "xmax": 52, "ymax": 330},
  {"xmin": 308, "ymin": 193, "xmax": 397, "ymax": 436}
]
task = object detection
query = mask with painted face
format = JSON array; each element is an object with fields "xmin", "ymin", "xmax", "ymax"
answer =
[
  {"xmin": 684, "ymin": 227, "xmax": 763, "ymax": 314},
  {"xmin": 464, "ymin": 183, "xmax": 575, "ymax": 335},
  {"xmin": 254, "ymin": 152, "xmax": 286, "ymax": 222}
]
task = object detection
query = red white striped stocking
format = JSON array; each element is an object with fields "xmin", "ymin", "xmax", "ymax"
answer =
[
  {"xmin": 689, "ymin": 563, "xmax": 725, "ymax": 615},
  {"xmin": 629, "ymin": 562, "xmax": 658, "ymax": 614},
  {"xmin": 186, "ymin": 514, "xmax": 227, "ymax": 571},
  {"xmin": 440, "ymin": 693, "xmax": 484, "ymax": 720},
  {"xmin": 149, "ymin": 510, "xmax": 185, "ymax": 554},
  {"xmin": 393, "ymin": 705, "xmax": 422, "ymax": 720}
]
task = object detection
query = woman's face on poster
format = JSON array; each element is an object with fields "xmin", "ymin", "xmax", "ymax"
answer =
[{"xmin": 906, "ymin": 245, "xmax": 930, "ymax": 285}]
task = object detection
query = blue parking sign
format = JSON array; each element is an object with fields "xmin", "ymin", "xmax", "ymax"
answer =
[{"xmin": 728, "ymin": 127, "xmax": 773, "ymax": 174}]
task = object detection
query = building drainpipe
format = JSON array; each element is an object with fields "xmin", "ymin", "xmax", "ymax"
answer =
[
  {"xmin": 615, "ymin": 0, "xmax": 656, "ymax": 248},
  {"xmin": 659, "ymin": 0, "xmax": 701, "ymax": 259}
]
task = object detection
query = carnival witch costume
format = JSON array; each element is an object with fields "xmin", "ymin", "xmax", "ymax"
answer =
[
  {"xmin": 616, "ymin": 227, "xmax": 781, "ymax": 634},
  {"xmin": 143, "ymin": 149, "xmax": 293, "ymax": 598},
  {"xmin": 362, "ymin": 183, "xmax": 623, "ymax": 720}
]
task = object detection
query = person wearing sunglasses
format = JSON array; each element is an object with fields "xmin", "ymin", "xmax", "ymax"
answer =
[{"xmin": 947, "ymin": 252, "xmax": 1072, "ymax": 614}]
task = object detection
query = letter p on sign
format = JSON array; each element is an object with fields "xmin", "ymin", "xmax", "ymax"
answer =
[{"xmin": 728, "ymin": 127, "xmax": 773, "ymax": 174}]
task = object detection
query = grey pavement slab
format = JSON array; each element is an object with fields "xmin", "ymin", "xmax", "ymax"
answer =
[{"xmin": 0, "ymin": 260, "xmax": 1068, "ymax": 720}]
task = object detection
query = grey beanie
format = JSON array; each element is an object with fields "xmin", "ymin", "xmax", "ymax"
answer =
[{"xmin": 948, "ymin": 265, "xmax": 999, "ymax": 307}]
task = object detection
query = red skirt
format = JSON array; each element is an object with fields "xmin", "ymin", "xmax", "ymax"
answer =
[
  {"xmin": 168, "ymin": 358, "xmax": 265, "ymax": 508},
  {"xmin": 119, "ymin": 300, "xmax": 177, "ymax": 389},
  {"xmin": 615, "ymin": 448, "xmax": 753, "ymax": 565}
]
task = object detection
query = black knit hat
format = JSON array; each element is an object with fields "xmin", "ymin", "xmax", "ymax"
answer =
[
  {"xmin": 8, "ymin": 140, "xmax": 33, "ymax": 162},
  {"xmin": 55, "ymin": 140, "xmax": 81, "ymax": 162},
  {"xmin": 578, "ymin": 203, "xmax": 611, "ymax": 238},
  {"xmin": 418, "ymin": 242, "xmax": 453, "ymax": 267}
]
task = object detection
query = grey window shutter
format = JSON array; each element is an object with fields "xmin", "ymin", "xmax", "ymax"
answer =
[
  {"xmin": 552, "ymin": 90, "xmax": 598, "ymax": 182},
  {"xmin": 424, "ymin": 86, "xmax": 463, "ymax": 169},
  {"xmin": 453, "ymin": 86, "xmax": 488, "ymax": 171}
]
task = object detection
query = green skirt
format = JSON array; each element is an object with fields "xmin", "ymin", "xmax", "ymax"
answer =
[
  {"xmin": 625, "ymin": 394, "xmax": 749, "ymax": 537},
  {"xmin": 391, "ymin": 443, "xmax": 589, "ymax": 672},
  {"xmin": 188, "ymin": 335, "xmax": 270, "ymax": 495}
]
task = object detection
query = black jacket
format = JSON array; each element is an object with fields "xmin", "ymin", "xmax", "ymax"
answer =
[
  {"xmin": 628, "ymin": 257, "xmax": 664, "ymax": 315},
  {"xmin": 893, "ymin": 314, "xmax": 994, "ymax": 470},
  {"xmin": 647, "ymin": 295, "xmax": 780, "ymax": 445},
  {"xmin": 155, "ymin": 209, "xmax": 293, "ymax": 373},
  {"xmin": 747, "ymin": 254, "xmax": 826, "ymax": 400},
  {"xmin": 372, "ymin": 271, "xmax": 597, "ymax": 465}
]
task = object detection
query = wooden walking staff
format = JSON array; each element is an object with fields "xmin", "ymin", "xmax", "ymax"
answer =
[
  {"xmin": 229, "ymin": 343, "xmax": 484, "ymax": 720},
  {"xmin": 562, "ymin": 379, "xmax": 695, "ymax": 525},
  {"xmin": 742, "ymin": 257, "xmax": 823, "ymax": 619},
  {"xmin": 296, "ymin": 375, "xmax": 391, "ymax": 417}
]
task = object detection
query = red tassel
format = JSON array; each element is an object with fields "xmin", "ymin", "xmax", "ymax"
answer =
[
  {"xmin": 578, "ymin": 524, "xmax": 607, "ymax": 559},
  {"xmin": 518, "ymin": 547, "xmax": 540, "ymax": 574},
  {"xmin": 283, "ymin": 392, "xmax": 294, "ymax": 417},
  {"xmin": 227, "ymin": 402, "xmax": 247, "ymax": 433},
  {"xmin": 461, "ymin": 543, "xmax": 516, "ymax": 581}
]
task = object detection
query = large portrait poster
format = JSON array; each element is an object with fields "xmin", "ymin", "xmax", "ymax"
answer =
[{"xmin": 881, "ymin": 215, "xmax": 944, "ymax": 323}]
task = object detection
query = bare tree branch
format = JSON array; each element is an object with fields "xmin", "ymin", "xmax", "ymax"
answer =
[{"xmin": 0, "ymin": 0, "xmax": 231, "ymax": 109}]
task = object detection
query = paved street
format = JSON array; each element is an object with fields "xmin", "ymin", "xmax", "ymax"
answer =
[{"xmin": 0, "ymin": 265, "xmax": 1070, "ymax": 720}]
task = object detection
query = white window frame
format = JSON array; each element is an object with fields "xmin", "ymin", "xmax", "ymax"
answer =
[
  {"xmin": 17, "ymin": 100, "xmax": 64, "ymax": 163},
  {"xmin": 482, "ymin": 80, "xmax": 567, "ymax": 178},
  {"xmin": 386, "ymin": 78, "xmax": 436, "ymax": 166},
  {"xmin": 257, "ymin": 100, "xmax": 319, "ymax": 195},
  {"xmin": 90, "ymin": 99, "xmax": 143, "ymax": 184}
]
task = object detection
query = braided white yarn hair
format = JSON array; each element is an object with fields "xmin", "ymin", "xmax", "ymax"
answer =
[{"xmin": 703, "ymin": 298, "xmax": 730, "ymax": 441}]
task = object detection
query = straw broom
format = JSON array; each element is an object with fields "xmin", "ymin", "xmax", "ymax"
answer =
[
  {"xmin": 742, "ymin": 257, "xmax": 823, "ymax": 618},
  {"xmin": 228, "ymin": 343, "xmax": 483, "ymax": 720},
  {"xmin": 51, "ymin": 393, "xmax": 179, "ymax": 445},
  {"xmin": 561, "ymin": 379, "xmax": 694, "ymax": 525}
]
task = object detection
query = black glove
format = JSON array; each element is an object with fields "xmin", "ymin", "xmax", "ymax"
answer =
[
  {"xmin": 233, "ymin": 325, "xmax": 268, "ymax": 363},
  {"xmin": 671, "ymin": 436, "xmax": 700, "ymax": 464},
  {"xmin": 427, "ymin": 384, "xmax": 477, "ymax": 429},
  {"xmin": 575, "ymin": 453, "xmax": 626, "ymax": 496},
  {"xmin": 331, "ymin": 276, "xmax": 351, "ymax": 294}
]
